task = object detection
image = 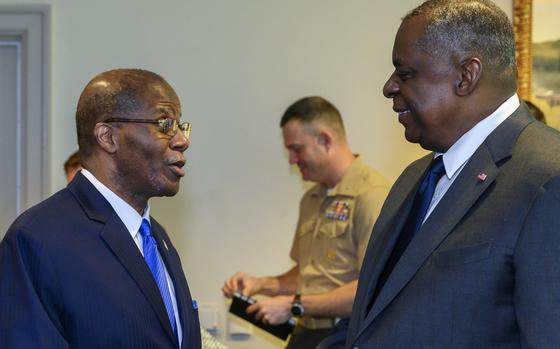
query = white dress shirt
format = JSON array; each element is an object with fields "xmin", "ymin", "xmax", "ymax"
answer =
[
  {"xmin": 81, "ymin": 169, "xmax": 183, "ymax": 344},
  {"xmin": 424, "ymin": 94, "xmax": 521, "ymax": 222}
]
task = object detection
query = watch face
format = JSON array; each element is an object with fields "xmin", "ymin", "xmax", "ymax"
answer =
[{"xmin": 291, "ymin": 303, "xmax": 304, "ymax": 317}]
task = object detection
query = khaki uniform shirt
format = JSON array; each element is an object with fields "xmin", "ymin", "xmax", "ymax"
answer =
[{"xmin": 290, "ymin": 156, "xmax": 390, "ymax": 295}]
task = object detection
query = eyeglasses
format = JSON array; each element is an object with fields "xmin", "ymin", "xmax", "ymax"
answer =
[{"xmin": 104, "ymin": 118, "xmax": 191, "ymax": 141}]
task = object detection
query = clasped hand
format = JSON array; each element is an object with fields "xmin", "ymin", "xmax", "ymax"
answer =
[
  {"xmin": 222, "ymin": 272, "xmax": 293, "ymax": 325},
  {"xmin": 246, "ymin": 295, "xmax": 293, "ymax": 325}
]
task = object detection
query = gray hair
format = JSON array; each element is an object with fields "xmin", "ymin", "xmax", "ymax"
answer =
[{"xmin": 405, "ymin": 0, "xmax": 516, "ymax": 87}]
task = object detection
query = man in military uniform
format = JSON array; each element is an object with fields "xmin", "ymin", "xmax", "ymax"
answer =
[{"xmin": 222, "ymin": 96, "xmax": 390, "ymax": 349}]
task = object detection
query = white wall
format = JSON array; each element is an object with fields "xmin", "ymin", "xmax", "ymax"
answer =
[{"xmin": 0, "ymin": 0, "xmax": 512, "ymax": 348}]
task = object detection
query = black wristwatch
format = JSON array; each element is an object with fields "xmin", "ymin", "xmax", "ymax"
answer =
[{"xmin": 291, "ymin": 294, "xmax": 304, "ymax": 317}]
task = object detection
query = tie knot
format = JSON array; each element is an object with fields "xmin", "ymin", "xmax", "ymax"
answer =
[
  {"xmin": 430, "ymin": 156, "xmax": 446, "ymax": 178},
  {"xmin": 138, "ymin": 219, "xmax": 152, "ymax": 239}
]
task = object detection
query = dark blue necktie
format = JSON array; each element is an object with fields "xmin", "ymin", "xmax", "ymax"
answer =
[
  {"xmin": 370, "ymin": 156, "xmax": 446, "ymax": 308},
  {"xmin": 139, "ymin": 219, "xmax": 178, "ymax": 339}
]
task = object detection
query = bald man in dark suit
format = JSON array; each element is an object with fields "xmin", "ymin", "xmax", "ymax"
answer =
[{"xmin": 0, "ymin": 69, "xmax": 201, "ymax": 348}]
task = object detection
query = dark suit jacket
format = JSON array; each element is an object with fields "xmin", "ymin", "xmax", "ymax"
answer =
[
  {"xmin": 320, "ymin": 105, "xmax": 560, "ymax": 348},
  {"xmin": 0, "ymin": 173, "xmax": 201, "ymax": 349}
]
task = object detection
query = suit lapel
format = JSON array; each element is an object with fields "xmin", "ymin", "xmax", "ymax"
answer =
[
  {"xmin": 69, "ymin": 174, "xmax": 178, "ymax": 347},
  {"xmin": 355, "ymin": 161, "xmax": 428, "ymax": 322},
  {"xmin": 354, "ymin": 106, "xmax": 533, "ymax": 342},
  {"xmin": 99, "ymin": 216, "xmax": 178, "ymax": 346}
]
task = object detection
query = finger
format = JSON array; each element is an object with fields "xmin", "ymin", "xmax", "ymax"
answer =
[
  {"xmin": 246, "ymin": 303, "xmax": 259, "ymax": 314},
  {"xmin": 222, "ymin": 280, "xmax": 235, "ymax": 296},
  {"xmin": 235, "ymin": 277, "xmax": 245, "ymax": 293},
  {"xmin": 240, "ymin": 280, "xmax": 254, "ymax": 296},
  {"xmin": 269, "ymin": 315, "xmax": 284, "ymax": 325},
  {"xmin": 229, "ymin": 277, "xmax": 239, "ymax": 290},
  {"xmin": 253, "ymin": 308, "xmax": 266, "ymax": 322},
  {"xmin": 222, "ymin": 286, "xmax": 232, "ymax": 298}
]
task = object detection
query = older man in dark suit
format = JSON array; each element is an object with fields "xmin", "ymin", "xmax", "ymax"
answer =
[
  {"xmin": 0, "ymin": 69, "xmax": 201, "ymax": 348},
  {"xmin": 319, "ymin": 0, "xmax": 560, "ymax": 348}
]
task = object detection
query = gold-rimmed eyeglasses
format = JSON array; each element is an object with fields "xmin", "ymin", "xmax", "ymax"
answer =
[{"xmin": 104, "ymin": 118, "xmax": 191, "ymax": 141}]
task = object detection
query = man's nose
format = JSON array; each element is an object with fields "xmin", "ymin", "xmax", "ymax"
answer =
[
  {"xmin": 383, "ymin": 74, "xmax": 399, "ymax": 99},
  {"xmin": 170, "ymin": 131, "xmax": 189, "ymax": 152}
]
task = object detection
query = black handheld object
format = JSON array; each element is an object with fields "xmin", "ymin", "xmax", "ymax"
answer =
[{"xmin": 229, "ymin": 292, "xmax": 295, "ymax": 340}]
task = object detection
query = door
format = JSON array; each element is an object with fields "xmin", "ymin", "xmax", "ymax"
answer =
[
  {"xmin": 0, "ymin": 40, "xmax": 21, "ymax": 236},
  {"xmin": 0, "ymin": 7, "xmax": 50, "ymax": 240}
]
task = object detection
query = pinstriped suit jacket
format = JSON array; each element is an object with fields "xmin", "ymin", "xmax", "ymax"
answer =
[{"xmin": 0, "ymin": 173, "xmax": 201, "ymax": 349}]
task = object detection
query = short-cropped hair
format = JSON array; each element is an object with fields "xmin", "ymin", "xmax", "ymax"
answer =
[
  {"xmin": 405, "ymin": 0, "xmax": 517, "ymax": 88},
  {"xmin": 280, "ymin": 96, "xmax": 346, "ymax": 138}
]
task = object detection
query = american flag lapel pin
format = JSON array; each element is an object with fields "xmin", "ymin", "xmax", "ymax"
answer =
[{"xmin": 477, "ymin": 172, "xmax": 487, "ymax": 182}]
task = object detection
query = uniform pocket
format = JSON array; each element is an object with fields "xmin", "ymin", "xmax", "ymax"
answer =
[{"xmin": 318, "ymin": 219, "xmax": 349, "ymax": 239}]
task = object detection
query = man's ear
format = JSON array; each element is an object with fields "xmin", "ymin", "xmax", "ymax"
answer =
[
  {"xmin": 317, "ymin": 130, "xmax": 333, "ymax": 152},
  {"xmin": 456, "ymin": 57, "xmax": 482, "ymax": 96},
  {"xmin": 93, "ymin": 122, "xmax": 118, "ymax": 153}
]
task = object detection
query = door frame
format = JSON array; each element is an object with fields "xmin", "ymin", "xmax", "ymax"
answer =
[{"xmin": 0, "ymin": 5, "xmax": 50, "ymax": 212}]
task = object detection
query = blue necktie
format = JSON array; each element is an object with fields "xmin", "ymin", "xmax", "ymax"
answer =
[
  {"xmin": 139, "ymin": 219, "xmax": 178, "ymax": 339},
  {"xmin": 370, "ymin": 156, "xmax": 446, "ymax": 308}
]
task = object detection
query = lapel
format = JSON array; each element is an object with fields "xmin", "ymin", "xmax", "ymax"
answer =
[
  {"xmin": 68, "ymin": 174, "xmax": 179, "ymax": 348},
  {"xmin": 354, "ymin": 157, "xmax": 432, "ymax": 323},
  {"xmin": 353, "ymin": 106, "xmax": 533, "ymax": 342}
]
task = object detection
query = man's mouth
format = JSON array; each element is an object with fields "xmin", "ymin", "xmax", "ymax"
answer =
[
  {"xmin": 167, "ymin": 157, "xmax": 186, "ymax": 177},
  {"xmin": 395, "ymin": 108, "xmax": 411, "ymax": 117}
]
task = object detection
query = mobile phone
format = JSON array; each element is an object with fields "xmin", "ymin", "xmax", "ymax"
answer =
[{"xmin": 229, "ymin": 292, "xmax": 295, "ymax": 340}]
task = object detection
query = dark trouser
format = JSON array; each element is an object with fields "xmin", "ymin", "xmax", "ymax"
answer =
[{"xmin": 285, "ymin": 325, "xmax": 332, "ymax": 349}]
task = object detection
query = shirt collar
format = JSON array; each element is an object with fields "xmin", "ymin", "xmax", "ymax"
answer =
[
  {"xmin": 437, "ymin": 94, "xmax": 520, "ymax": 178},
  {"xmin": 312, "ymin": 155, "xmax": 365, "ymax": 197},
  {"xmin": 81, "ymin": 169, "xmax": 150, "ymax": 239}
]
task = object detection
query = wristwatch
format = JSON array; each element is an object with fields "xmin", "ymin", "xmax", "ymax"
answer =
[{"xmin": 290, "ymin": 294, "xmax": 304, "ymax": 317}]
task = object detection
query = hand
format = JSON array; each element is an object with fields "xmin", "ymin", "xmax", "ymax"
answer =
[
  {"xmin": 222, "ymin": 272, "xmax": 261, "ymax": 298},
  {"xmin": 246, "ymin": 295, "xmax": 293, "ymax": 325}
]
